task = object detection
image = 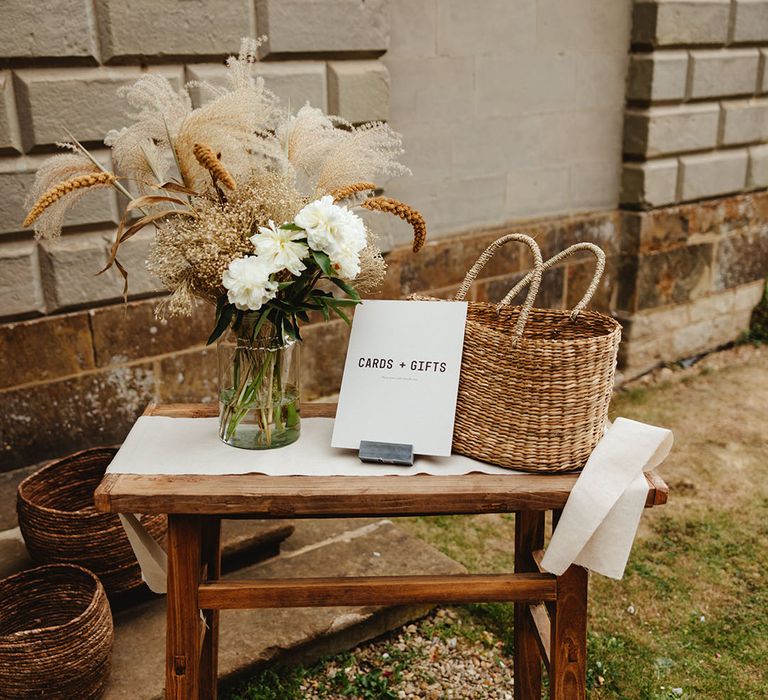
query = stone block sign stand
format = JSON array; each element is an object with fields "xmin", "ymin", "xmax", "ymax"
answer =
[{"xmin": 95, "ymin": 403, "xmax": 669, "ymax": 699}]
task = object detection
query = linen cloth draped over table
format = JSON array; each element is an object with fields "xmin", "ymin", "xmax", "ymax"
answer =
[{"xmin": 108, "ymin": 415, "xmax": 672, "ymax": 592}]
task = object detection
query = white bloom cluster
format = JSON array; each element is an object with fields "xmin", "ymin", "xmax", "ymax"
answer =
[
  {"xmin": 250, "ymin": 220, "xmax": 308, "ymax": 276},
  {"xmin": 294, "ymin": 196, "xmax": 367, "ymax": 279},
  {"xmin": 221, "ymin": 257, "xmax": 278, "ymax": 311},
  {"xmin": 222, "ymin": 196, "xmax": 367, "ymax": 311}
]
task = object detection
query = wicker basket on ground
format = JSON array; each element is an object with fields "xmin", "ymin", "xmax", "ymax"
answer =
[
  {"xmin": 17, "ymin": 447, "xmax": 166, "ymax": 596},
  {"xmin": 430, "ymin": 234, "xmax": 622, "ymax": 473},
  {"xmin": 0, "ymin": 563, "xmax": 113, "ymax": 699}
]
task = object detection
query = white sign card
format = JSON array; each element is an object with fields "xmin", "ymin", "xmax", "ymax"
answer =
[{"xmin": 331, "ymin": 299, "xmax": 468, "ymax": 456}]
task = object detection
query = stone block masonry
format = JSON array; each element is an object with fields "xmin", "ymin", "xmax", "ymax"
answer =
[
  {"xmin": 14, "ymin": 67, "xmax": 185, "ymax": 149},
  {"xmin": 0, "ymin": 0, "xmax": 765, "ymax": 478},
  {"xmin": 619, "ymin": 1, "xmax": 768, "ymax": 380},
  {"xmin": 0, "ymin": 0, "xmax": 396, "ymax": 326},
  {"xmin": 618, "ymin": 190, "xmax": 768, "ymax": 377},
  {"xmin": 623, "ymin": 2, "xmax": 768, "ymax": 208},
  {"xmin": 94, "ymin": 0, "xmax": 254, "ymax": 63},
  {"xmin": 256, "ymin": 0, "xmax": 389, "ymax": 55}
]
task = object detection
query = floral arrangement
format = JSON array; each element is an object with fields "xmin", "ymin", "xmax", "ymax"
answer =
[{"xmin": 23, "ymin": 38, "xmax": 426, "ymax": 448}]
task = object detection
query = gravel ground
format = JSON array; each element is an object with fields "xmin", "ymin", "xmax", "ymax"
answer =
[{"xmin": 300, "ymin": 608, "xmax": 515, "ymax": 699}]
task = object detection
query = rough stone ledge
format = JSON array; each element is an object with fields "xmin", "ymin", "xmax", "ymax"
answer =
[
  {"xmin": 621, "ymin": 189, "xmax": 768, "ymax": 255},
  {"xmin": 617, "ymin": 280, "xmax": 763, "ymax": 377}
]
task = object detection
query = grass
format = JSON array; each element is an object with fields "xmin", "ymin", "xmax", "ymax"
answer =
[{"xmin": 229, "ymin": 348, "xmax": 768, "ymax": 699}]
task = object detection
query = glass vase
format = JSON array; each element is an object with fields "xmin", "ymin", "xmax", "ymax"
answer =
[{"xmin": 217, "ymin": 328, "xmax": 301, "ymax": 450}]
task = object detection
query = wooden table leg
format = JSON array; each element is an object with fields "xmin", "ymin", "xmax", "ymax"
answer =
[
  {"xmin": 550, "ymin": 562, "xmax": 588, "ymax": 699},
  {"xmin": 514, "ymin": 511, "xmax": 545, "ymax": 700},
  {"xmin": 200, "ymin": 517, "xmax": 221, "ymax": 700},
  {"xmin": 166, "ymin": 515, "xmax": 203, "ymax": 700}
]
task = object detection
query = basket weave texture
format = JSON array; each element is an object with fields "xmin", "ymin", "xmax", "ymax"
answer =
[
  {"xmin": 17, "ymin": 447, "xmax": 166, "ymax": 596},
  {"xmin": 0, "ymin": 563, "xmax": 113, "ymax": 699},
  {"xmin": 448, "ymin": 234, "xmax": 622, "ymax": 472}
]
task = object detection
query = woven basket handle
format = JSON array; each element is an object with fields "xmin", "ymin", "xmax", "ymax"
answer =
[
  {"xmin": 500, "ymin": 242, "xmax": 606, "ymax": 320},
  {"xmin": 454, "ymin": 233, "xmax": 544, "ymax": 345}
]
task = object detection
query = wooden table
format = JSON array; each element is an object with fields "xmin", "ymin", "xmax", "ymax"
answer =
[{"xmin": 95, "ymin": 403, "xmax": 668, "ymax": 700}]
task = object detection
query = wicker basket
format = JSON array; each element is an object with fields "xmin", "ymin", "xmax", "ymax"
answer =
[
  {"xmin": 450, "ymin": 234, "xmax": 622, "ymax": 472},
  {"xmin": 17, "ymin": 447, "xmax": 166, "ymax": 596},
  {"xmin": 0, "ymin": 563, "xmax": 113, "ymax": 699}
]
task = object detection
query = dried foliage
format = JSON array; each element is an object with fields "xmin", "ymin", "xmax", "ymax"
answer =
[
  {"xmin": 331, "ymin": 182, "xmax": 376, "ymax": 203},
  {"xmin": 355, "ymin": 242, "xmax": 387, "ymax": 294},
  {"xmin": 361, "ymin": 196, "xmax": 428, "ymax": 252},
  {"xmin": 24, "ymin": 166, "xmax": 115, "ymax": 238},
  {"xmin": 276, "ymin": 105, "xmax": 410, "ymax": 196},
  {"xmin": 148, "ymin": 173, "xmax": 307, "ymax": 315},
  {"xmin": 23, "ymin": 37, "xmax": 426, "ymax": 319},
  {"xmin": 193, "ymin": 143, "xmax": 237, "ymax": 190},
  {"xmin": 104, "ymin": 74, "xmax": 191, "ymax": 191}
]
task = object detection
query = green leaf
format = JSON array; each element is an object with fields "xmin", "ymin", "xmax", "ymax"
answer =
[
  {"xmin": 290, "ymin": 316, "xmax": 303, "ymax": 342},
  {"xmin": 328, "ymin": 302, "xmax": 352, "ymax": 325},
  {"xmin": 231, "ymin": 309, "xmax": 245, "ymax": 333},
  {"xmin": 311, "ymin": 249, "xmax": 334, "ymax": 277},
  {"xmin": 280, "ymin": 222, "xmax": 305, "ymax": 232},
  {"xmin": 272, "ymin": 299, "xmax": 295, "ymax": 313},
  {"xmin": 327, "ymin": 297, "xmax": 360, "ymax": 306},
  {"xmin": 249, "ymin": 308, "xmax": 271, "ymax": 340},
  {"xmin": 330, "ymin": 277, "xmax": 360, "ymax": 300},
  {"xmin": 207, "ymin": 303, "xmax": 235, "ymax": 345}
]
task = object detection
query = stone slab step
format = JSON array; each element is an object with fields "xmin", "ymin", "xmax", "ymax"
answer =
[
  {"xmin": 0, "ymin": 519, "xmax": 294, "ymax": 586},
  {"xmin": 104, "ymin": 519, "xmax": 465, "ymax": 700}
]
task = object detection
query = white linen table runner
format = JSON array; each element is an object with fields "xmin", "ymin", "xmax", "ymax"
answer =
[{"xmin": 108, "ymin": 414, "xmax": 671, "ymax": 591}]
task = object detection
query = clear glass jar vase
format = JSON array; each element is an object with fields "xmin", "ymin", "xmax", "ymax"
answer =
[{"xmin": 217, "ymin": 326, "xmax": 301, "ymax": 449}]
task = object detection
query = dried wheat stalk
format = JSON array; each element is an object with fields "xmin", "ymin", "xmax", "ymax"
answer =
[
  {"xmin": 331, "ymin": 182, "xmax": 376, "ymax": 203},
  {"xmin": 193, "ymin": 143, "xmax": 237, "ymax": 190},
  {"xmin": 361, "ymin": 196, "xmax": 427, "ymax": 252},
  {"xmin": 24, "ymin": 172, "xmax": 116, "ymax": 227}
]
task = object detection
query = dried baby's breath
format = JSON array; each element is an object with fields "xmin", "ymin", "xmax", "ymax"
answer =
[
  {"xmin": 355, "ymin": 241, "xmax": 387, "ymax": 294},
  {"xmin": 148, "ymin": 172, "xmax": 306, "ymax": 314}
]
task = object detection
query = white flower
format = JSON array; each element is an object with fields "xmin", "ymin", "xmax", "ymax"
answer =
[
  {"xmin": 250, "ymin": 220, "xmax": 308, "ymax": 276},
  {"xmin": 335, "ymin": 206, "xmax": 367, "ymax": 250},
  {"xmin": 294, "ymin": 195, "xmax": 368, "ymax": 279},
  {"xmin": 294, "ymin": 195, "xmax": 338, "ymax": 245},
  {"xmin": 331, "ymin": 243, "xmax": 362, "ymax": 279},
  {"xmin": 222, "ymin": 256, "xmax": 278, "ymax": 311}
]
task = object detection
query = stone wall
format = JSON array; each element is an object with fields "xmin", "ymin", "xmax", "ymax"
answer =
[
  {"xmin": 0, "ymin": 0, "xmax": 639, "ymax": 472},
  {"xmin": 1, "ymin": 0, "xmax": 391, "ymax": 320},
  {"xmin": 381, "ymin": 0, "xmax": 633, "ymax": 244},
  {"xmin": 618, "ymin": 0, "xmax": 768, "ymax": 376},
  {"xmin": 0, "ymin": 0, "xmax": 765, "ymax": 473}
]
